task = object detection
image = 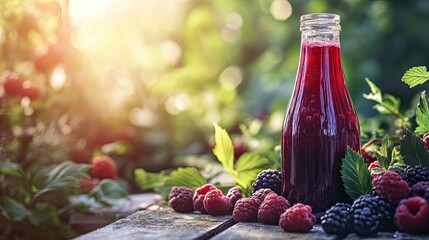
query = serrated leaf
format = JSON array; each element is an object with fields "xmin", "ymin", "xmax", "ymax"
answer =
[
  {"xmin": 363, "ymin": 78, "xmax": 382, "ymax": 102},
  {"xmin": 234, "ymin": 153, "xmax": 270, "ymax": 190},
  {"xmin": 164, "ymin": 167, "xmax": 206, "ymax": 190},
  {"xmin": 363, "ymin": 78, "xmax": 402, "ymax": 117},
  {"xmin": 341, "ymin": 147, "xmax": 372, "ymax": 200},
  {"xmin": 400, "ymin": 130, "xmax": 429, "ymax": 167},
  {"xmin": 415, "ymin": 91, "xmax": 429, "ymax": 134},
  {"xmin": 213, "ymin": 123, "xmax": 234, "ymax": 173},
  {"xmin": 0, "ymin": 196, "xmax": 26, "ymax": 221},
  {"xmin": 401, "ymin": 66, "xmax": 429, "ymax": 88},
  {"xmin": 89, "ymin": 179, "xmax": 129, "ymax": 206}
]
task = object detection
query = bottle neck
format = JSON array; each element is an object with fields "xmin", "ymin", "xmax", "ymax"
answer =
[{"xmin": 301, "ymin": 30, "xmax": 340, "ymax": 47}]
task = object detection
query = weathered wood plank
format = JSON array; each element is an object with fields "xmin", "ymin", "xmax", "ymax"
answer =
[{"xmin": 74, "ymin": 208, "xmax": 231, "ymax": 240}]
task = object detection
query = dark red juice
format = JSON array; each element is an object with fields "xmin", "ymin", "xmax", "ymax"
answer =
[{"xmin": 281, "ymin": 40, "xmax": 360, "ymax": 213}]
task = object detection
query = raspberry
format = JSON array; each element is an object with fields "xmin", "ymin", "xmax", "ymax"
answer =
[
  {"xmin": 362, "ymin": 150, "xmax": 377, "ymax": 164},
  {"xmin": 401, "ymin": 165, "xmax": 429, "ymax": 187},
  {"xmin": 168, "ymin": 186, "xmax": 194, "ymax": 213},
  {"xmin": 372, "ymin": 171, "xmax": 410, "ymax": 203},
  {"xmin": 252, "ymin": 188, "xmax": 275, "ymax": 203},
  {"xmin": 279, "ymin": 203, "xmax": 316, "ymax": 232},
  {"xmin": 351, "ymin": 195, "xmax": 381, "ymax": 237},
  {"xmin": 257, "ymin": 193, "xmax": 290, "ymax": 224},
  {"xmin": 91, "ymin": 156, "xmax": 117, "ymax": 180},
  {"xmin": 1, "ymin": 71, "xmax": 23, "ymax": 96},
  {"xmin": 410, "ymin": 181, "xmax": 429, "ymax": 202},
  {"xmin": 193, "ymin": 184, "xmax": 217, "ymax": 213},
  {"xmin": 423, "ymin": 133, "xmax": 429, "ymax": 150},
  {"xmin": 203, "ymin": 189, "xmax": 230, "ymax": 216},
  {"xmin": 395, "ymin": 196, "xmax": 429, "ymax": 233},
  {"xmin": 226, "ymin": 187, "xmax": 242, "ymax": 212},
  {"xmin": 232, "ymin": 197, "xmax": 260, "ymax": 222},
  {"xmin": 252, "ymin": 169, "xmax": 282, "ymax": 195},
  {"xmin": 321, "ymin": 203, "xmax": 352, "ymax": 236}
]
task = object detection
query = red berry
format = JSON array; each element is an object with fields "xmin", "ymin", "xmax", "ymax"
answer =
[
  {"xmin": 395, "ymin": 197, "xmax": 429, "ymax": 233},
  {"xmin": 203, "ymin": 189, "xmax": 230, "ymax": 216},
  {"xmin": 21, "ymin": 81, "xmax": 41, "ymax": 100},
  {"xmin": 226, "ymin": 187, "xmax": 242, "ymax": 212},
  {"xmin": 423, "ymin": 133, "xmax": 429, "ymax": 150},
  {"xmin": 34, "ymin": 42, "xmax": 64, "ymax": 73},
  {"xmin": 1, "ymin": 71, "xmax": 23, "ymax": 96},
  {"xmin": 193, "ymin": 184, "xmax": 217, "ymax": 213},
  {"xmin": 252, "ymin": 188, "xmax": 275, "ymax": 203},
  {"xmin": 232, "ymin": 197, "xmax": 260, "ymax": 222},
  {"xmin": 368, "ymin": 161, "xmax": 381, "ymax": 171},
  {"xmin": 258, "ymin": 193, "xmax": 290, "ymax": 224},
  {"xmin": 372, "ymin": 171, "xmax": 410, "ymax": 203},
  {"xmin": 279, "ymin": 203, "xmax": 316, "ymax": 232},
  {"xmin": 169, "ymin": 186, "xmax": 194, "ymax": 213},
  {"xmin": 91, "ymin": 156, "xmax": 117, "ymax": 180}
]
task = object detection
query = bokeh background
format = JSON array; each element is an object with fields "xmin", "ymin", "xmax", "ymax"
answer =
[{"xmin": 1, "ymin": 0, "xmax": 429, "ymax": 190}]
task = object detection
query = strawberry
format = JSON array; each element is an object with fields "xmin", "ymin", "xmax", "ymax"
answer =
[{"xmin": 91, "ymin": 156, "xmax": 117, "ymax": 180}]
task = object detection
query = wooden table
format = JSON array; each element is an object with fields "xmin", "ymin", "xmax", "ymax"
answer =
[{"xmin": 74, "ymin": 206, "xmax": 427, "ymax": 240}]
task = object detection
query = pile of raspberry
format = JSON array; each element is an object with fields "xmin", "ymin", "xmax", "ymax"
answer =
[
  {"xmin": 168, "ymin": 184, "xmax": 242, "ymax": 216},
  {"xmin": 321, "ymin": 168, "xmax": 429, "ymax": 237},
  {"xmin": 232, "ymin": 188, "xmax": 316, "ymax": 233}
]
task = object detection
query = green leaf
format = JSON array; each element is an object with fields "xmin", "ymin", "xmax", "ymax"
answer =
[
  {"xmin": 0, "ymin": 161, "xmax": 23, "ymax": 178},
  {"xmin": 363, "ymin": 78, "xmax": 402, "ymax": 117},
  {"xmin": 0, "ymin": 196, "xmax": 26, "ymax": 221},
  {"xmin": 376, "ymin": 136, "xmax": 393, "ymax": 170},
  {"xmin": 400, "ymin": 130, "xmax": 429, "ymax": 168},
  {"xmin": 134, "ymin": 168, "xmax": 167, "ymax": 191},
  {"xmin": 212, "ymin": 123, "xmax": 234, "ymax": 173},
  {"xmin": 340, "ymin": 147, "xmax": 372, "ymax": 200},
  {"xmin": 234, "ymin": 153, "xmax": 270, "ymax": 191},
  {"xmin": 28, "ymin": 203, "xmax": 59, "ymax": 226},
  {"xmin": 89, "ymin": 179, "xmax": 129, "ymax": 206},
  {"xmin": 415, "ymin": 91, "xmax": 429, "ymax": 134},
  {"xmin": 401, "ymin": 66, "xmax": 429, "ymax": 88},
  {"xmin": 33, "ymin": 161, "xmax": 90, "ymax": 201},
  {"xmin": 135, "ymin": 167, "xmax": 207, "ymax": 200}
]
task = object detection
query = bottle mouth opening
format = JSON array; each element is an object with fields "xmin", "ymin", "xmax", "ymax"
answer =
[{"xmin": 300, "ymin": 13, "xmax": 341, "ymax": 32}]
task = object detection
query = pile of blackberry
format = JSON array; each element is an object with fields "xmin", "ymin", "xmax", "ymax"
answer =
[
  {"xmin": 321, "ymin": 195, "xmax": 395, "ymax": 237},
  {"xmin": 401, "ymin": 165, "xmax": 429, "ymax": 187}
]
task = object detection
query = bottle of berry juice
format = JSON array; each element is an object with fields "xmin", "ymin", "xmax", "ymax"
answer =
[{"xmin": 281, "ymin": 13, "xmax": 360, "ymax": 213}]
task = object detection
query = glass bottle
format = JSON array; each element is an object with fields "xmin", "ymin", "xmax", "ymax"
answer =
[{"xmin": 281, "ymin": 13, "xmax": 360, "ymax": 213}]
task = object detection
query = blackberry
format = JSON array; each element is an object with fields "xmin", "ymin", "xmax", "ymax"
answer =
[
  {"xmin": 374, "ymin": 196, "xmax": 396, "ymax": 232},
  {"xmin": 401, "ymin": 165, "xmax": 429, "ymax": 187},
  {"xmin": 410, "ymin": 181, "xmax": 429, "ymax": 203},
  {"xmin": 321, "ymin": 203, "xmax": 352, "ymax": 237},
  {"xmin": 252, "ymin": 169, "xmax": 282, "ymax": 195},
  {"xmin": 351, "ymin": 195, "xmax": 381, "ymax": 237}
]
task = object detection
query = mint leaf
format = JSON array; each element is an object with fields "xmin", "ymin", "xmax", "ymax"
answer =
[
  {"xmin": 400, "ymin": 130, "xmax": 429, "ymax": 168},
  {"xmin": 376, "ymin": 136, "xmax": 393, "ymax": 170},
  {"xmin": 415, "ymin": 91, "xmax": 429, "ymax": 135},
  {"xmin": 213, "ymin": 123, "xmax": 234, "ymax": 173},
  {"xmin": 363, "ymin": 78, "xmax": 402, "ymax": 117},
  {"xmin": 234, "ymin": 153, "xmax": 270, "ymax": 192},
  {"xmin": 341, "ymin": 147, "xmax": 372, "ymax": 200},
  {"xmin": 401, "ymin": 66, "xmax": 429, "ymax": 88}
]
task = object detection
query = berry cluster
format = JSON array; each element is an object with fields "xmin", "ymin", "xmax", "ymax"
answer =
[
  {"xmin": 232, "ymin": 189, "xmax": 315, "ymax": 233},
  {"xmin": 169, "ymin": 183, "xmax": 241, "ymax": 216},
  {"xmin": 322, "ymin": 169, "xmax": 429, "ymax": 237},
  {"xmin": 1, "ymin": 71, "xmax": 41, "ymax": 100}
]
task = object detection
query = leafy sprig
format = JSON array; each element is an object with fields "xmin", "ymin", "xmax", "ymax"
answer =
[
  {"xmin": 400, "ymin": 130, "xmax": 429, "ymax": 168},
  {"xmin": 401, "ymin": 66, "xmax": 429, "ymax": 88}
]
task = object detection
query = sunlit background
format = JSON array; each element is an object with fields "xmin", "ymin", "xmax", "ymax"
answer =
[{"xmin": 1, "ymin": 0, "xmax": 429, "ymax": 187}]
